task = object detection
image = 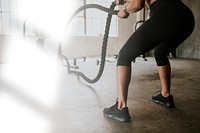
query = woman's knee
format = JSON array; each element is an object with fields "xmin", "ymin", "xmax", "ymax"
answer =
[
  {"xmin": 117, "ymin": 49, "xmax": 136, "ymax": 66},
  {"xmin": 154, "ymin": 50, "xmax": 169, "ymax": 66}
]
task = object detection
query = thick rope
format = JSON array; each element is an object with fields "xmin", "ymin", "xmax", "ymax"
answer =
[{"xmin": 59, "ymin": 3, "xmax": 117, "ymax": 83}]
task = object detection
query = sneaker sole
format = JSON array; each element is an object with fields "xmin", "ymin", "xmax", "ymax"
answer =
[
  {"xmin": 152, "ymin": 99, "xmax": 175, "ymax": 108},
  {"xmin": 103, "ymin": 113, "xmax": 131, "ymax": 122}
]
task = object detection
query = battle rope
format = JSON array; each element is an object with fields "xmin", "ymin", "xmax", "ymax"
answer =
[{"xmin": 58, "ymin": 2, "xmax": 118, "ymax": 83}]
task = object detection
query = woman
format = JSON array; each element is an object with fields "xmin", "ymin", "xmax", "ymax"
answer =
[{"xmin": 103, "ymin": 0, "xmax": 195, "ymax": 122}]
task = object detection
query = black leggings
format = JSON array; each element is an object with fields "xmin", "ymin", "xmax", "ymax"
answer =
[{"xmin": 117, "ymin": 0, "xmax": 195, "ymax": 66}]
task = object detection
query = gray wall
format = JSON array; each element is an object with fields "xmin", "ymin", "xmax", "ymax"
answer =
[
  {"xmin": 176, "ymin": 0, "xmax": 200, "ymax": 59},
  {"xmin": 62, "ymin": 7, "xmax": 140, "ymax": 58}
]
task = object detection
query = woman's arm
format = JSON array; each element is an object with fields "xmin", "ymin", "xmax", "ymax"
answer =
[
  {"xmin": 117, "ymin": 0, "xmax": 145, "ymax": 18},
  {"xmin": 126, "ymin": 0, "xmax": 145, "ymax": 13}
]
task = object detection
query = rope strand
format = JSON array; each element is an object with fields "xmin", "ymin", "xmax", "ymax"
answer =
[{"xmin": 59, "ymin": 3, "xmax": 117, "ymax": 83}]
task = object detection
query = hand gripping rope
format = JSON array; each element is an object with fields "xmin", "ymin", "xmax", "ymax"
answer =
[{"xmin": 58, "ymin": 2, "xmax": 118, "ymax": 83}]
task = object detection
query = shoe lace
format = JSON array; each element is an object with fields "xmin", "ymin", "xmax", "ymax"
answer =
[{"xmin": 154, "ymin": 90, "xmax": 161, "ymax": 94}]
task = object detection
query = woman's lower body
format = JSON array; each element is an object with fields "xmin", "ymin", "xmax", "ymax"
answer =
[{"xmin": 104, "ymin": 0, "xmax": 195, "ymax": 122}]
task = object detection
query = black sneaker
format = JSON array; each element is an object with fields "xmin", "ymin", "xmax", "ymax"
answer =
[
  {"xmin": 103, "ymin": 102, "xmax": 131, "ymax": 122},
  {"xmin": 152, "ymin": 93, "xmax": 175, "ymax": 108}
]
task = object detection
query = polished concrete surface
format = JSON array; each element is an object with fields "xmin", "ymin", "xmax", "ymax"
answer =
[{"xmin": 0, "ymin": 57, "xmax": 200, "ymax": 133}]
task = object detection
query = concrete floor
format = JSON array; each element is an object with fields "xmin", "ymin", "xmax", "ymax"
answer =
[{"xmin": 0, "ymin": 57, "xmax": 200, "ymax": 133}]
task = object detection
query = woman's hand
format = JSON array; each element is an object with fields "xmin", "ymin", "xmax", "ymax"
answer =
[
  {"xmin": 117, "ymin": 8, "xmax": 129, "ymax": 19},
  {"xmin": 117, "ymin": 10, "xmax": 126, "ymax": 18}
]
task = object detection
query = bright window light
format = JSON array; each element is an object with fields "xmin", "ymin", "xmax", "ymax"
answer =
[
  {"xmin": 69, "ymin": 0, "xmax": 118, "ymax": 37},
  {"xmin": 0, "ymin": 36, "xmax": 61, "ymax": 133},
  {"xmin": 17, "ymin": 0, "xmax": 76, "ymax": 39},
  {"xmin": 2, "ymin": 36, "xmax": 60, "ymax": 107}
]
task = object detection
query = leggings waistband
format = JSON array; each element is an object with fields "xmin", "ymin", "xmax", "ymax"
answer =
[{"xmin": 150, "ymin": 0, "xmax": 182, "ymax": 10}]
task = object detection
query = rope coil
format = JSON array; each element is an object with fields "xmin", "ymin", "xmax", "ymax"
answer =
[{"xmin": 59, "ymin": 2, "xmax": 117, "ymax": 83}]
